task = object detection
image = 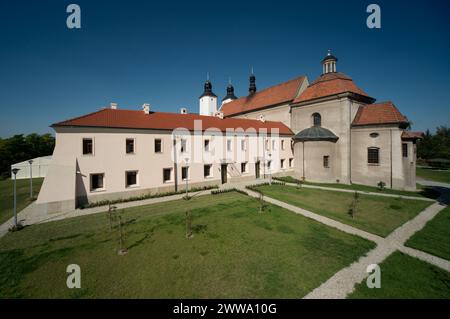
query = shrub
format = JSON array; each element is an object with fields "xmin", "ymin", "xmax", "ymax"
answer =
[
  {"xmin": 377, "ymin": 181, "xmax": 386, "ymax": 191},
  {"xmin": 211, "ymin": 188, "xmax": 248, "ymax": 196}
]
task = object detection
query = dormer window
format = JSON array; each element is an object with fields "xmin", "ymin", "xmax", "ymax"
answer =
[{"xmin": 312, "ymin": 113, "xmax": 322, "ymax": 126}]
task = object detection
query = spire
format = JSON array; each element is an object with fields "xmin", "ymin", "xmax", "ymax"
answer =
[
  {"xmin": 199, "ymin": 75, "xmax": 217, "ymax": 99},
  {"xmin": 322, "ymin": 49, "xmax": 338, "ymax": 74},
  {"xmin": 222, "ymin": 77, "xmax": 238, "ymax": 102},
  {"xmin": 249, "ymin": 67, "xmax": 256, "ymax": 95}
]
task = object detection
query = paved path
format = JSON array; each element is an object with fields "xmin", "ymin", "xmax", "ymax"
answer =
[{"xmin": 241, "ymin": 186, "xmax": 448, "ymax": 298}]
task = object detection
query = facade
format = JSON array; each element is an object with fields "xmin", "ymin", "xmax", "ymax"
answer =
[{"xmin": 36, "ymin": 51, "xmax": 421, "ymax": 214}]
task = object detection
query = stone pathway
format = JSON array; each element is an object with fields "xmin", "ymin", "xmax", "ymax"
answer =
[{"xmin": 242, "ymin": 186, "xmax": 448, "ymax": 299}]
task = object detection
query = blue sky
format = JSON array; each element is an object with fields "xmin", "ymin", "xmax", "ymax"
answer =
[{"xmin": 0, "ymin": 0, "xmax": 449, "ymax": 137}]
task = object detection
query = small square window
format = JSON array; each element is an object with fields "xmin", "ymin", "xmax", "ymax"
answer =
[
  {"xmin": 204, "ymin": 164, "xmax": 212, "ymax": 178},
  {"xmin": 182, "ymin": 166, "xmax": 189, "ymax": 180},
  {"xmin": 241, "ymin": 162, "xmax": 247, "ymax": 173},
  {"xmin": 90, "ymin": 173, "xmax": 104, "ymax": 191},
  {"xmin": 163, "ymin": 168, "xmax": 172, "ymax": 183},
  {"xmin": 204, "ymin": 139, "xmax": 210, "ymax": 152},
  {"xmin": 126, "ymin": 171, "xmax": 138, "ymax": 188},
  {"xmin": 83, "ymin": 138, "xmax": 93, "ymax": 155},
  {"xmin": 126, "ymin": 138, "xmax": 135, "ymax": 154},
  {"xmin": 155, "ymin": 139, "xmax": 162, "ymax": 153},
  {"xmin": 323, "ymin": 156, "xmax": 329, "ymax": 168}
]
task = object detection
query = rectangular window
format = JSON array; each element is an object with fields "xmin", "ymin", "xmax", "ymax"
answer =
[
  {"xmin": 281, "ymin": 159, "xmax": 285, "ymax": 168},
  {"xmin": 181, "ymin": 166, "xmax": 189, "ymax": 180},
  {"xmin": 180, "ymin": 139, "xmax": 187, "ymax": 153},
  {"xmin": 163, "ymin": 168, "xmax": 172, "ymax": 183},
  {"xmin": 227, "ymin": 139, "xmax": 232, "ymax": 152},
  {"xmin": 204, "ymin": 164, "xmax": 212, "ymax": 178},
  {"xmin": 241, "ymin": 139, "xmax": 246, "ymax": 151},
  {"xmin": 402, "ymin": 143, "xmax": 408, "ymax": 158},
  {"xmin": 267, "ymin": 160, "xmax": 272, "ymax": 169},
  {"xmin": 368, "ymin": 147, "xmax": 380, "ymax": 164},
  {"xmin": 241, "ymin": 162, "xmax": 247, "ymax": 173},
  {"xmin": 289, "ymin": 158, "xmax": 294, "ymax": 167},
  {"xmin": 155, "ymin": 139, "xmax": 162, "ymax": 153},
  {"xmin": 126, "ymin": 138, "xmax": 135, "ymax": 154},
  {"xmin": 204, "ymin": 139, "xmax": 210, "ymax": 152},
  {"xmin": 323, "ymin": 155, "xmax": 329, "ymax": 168},
  {"xmin": 90, "ymin": 173, "xmax": 104, "ymax": 191},
  {"xmin": 126, "ymin": 171, "xmax": 138, "ymax": 187},
  {"xmin": 82, "ymin": 138, "xmax": 93, "ymax": 155},
  {"xmin": 281, "ymin": 140, "xmax": 285, "ymax": 150}
]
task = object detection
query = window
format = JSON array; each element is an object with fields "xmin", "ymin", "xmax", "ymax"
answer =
[
  {"xmin": 126, "ymin": 138, "xmax": 135, "ymax": 154},
  {"xmin": 312, "ymin": 113, "xmax": 321, "ymax": 126},
  {"xmin": 82, "ymin": 138, "xmax": 93, "ymax": 155},
  {"xmin": 267, "ymin": 160, "xmax": 272, "ymax": 169},
  {"xmin": 402, "ymin": 143, "xmax": 408, "ymax": 158},
  {"xmin": 204, "ymin": 164, "xmax": 212, "ymax": 178},
  {"xmin": 227, "ymin": 139, "xmax": 232, "ymax": 152},
  {"xmin": 241, "ymin": 139, "xmax": 246, "ymax": 151},
  {"xmin": 323, "ymin": 156, "xmax": 329, "ymax": 168},
  {"xmin": 181, "ymin": 167, "xmax": 189, "ymax": 180},
  {"xmin": 204, "ymin": 139, "xmax": 210, "ymax": 151},
  {"xmin": 368, "ymin": 147, "xmax": 380, "ymax": 165},
  {"xmin": 265, "ymin": 139, "xmax": 269, "ymax": 150},
  {"xmin": 241, "ymin": 162, "xmax": 247, "ymax": 173},
  {"xmin": 180, "ymin": 139, "xmax": 187, "ymax": 153},
  {"xmin": 126, "ymin": 171, "xmax": 138, "ymax": 187},
  {"xmin": 90, "ymin": 173, "xmax": 104, "ymax": 191},
  {"xmin": 155, "ymin": 139, "xmax": 162, "ymax": 153},
  {"xmin": 163, "ymin": 168, "xmax": 172, "ymax": 183},
  {"xmin": 281, "ymin": 140, "xmax": 285, "ymax": 150},
  {"xmin": 281, "ymin": 159, "xmax": 285, "ymax": 168},
  {"xmin": 289, "ymin": 158, "xmax": 294, "ymax": 167}
]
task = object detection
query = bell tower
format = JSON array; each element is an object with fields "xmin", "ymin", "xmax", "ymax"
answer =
[
  {"xmin": 199, "ymin": 74, "xmax": 218, "ymax": 116},
  {"xmin": 322, "ymin": 50, "xmax": 337, "ymax": 74}
]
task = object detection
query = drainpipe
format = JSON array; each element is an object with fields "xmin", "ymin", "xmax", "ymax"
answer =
[
  {"xmin": 302, "ymin": 142, "xmax": 305, "ymax": 180},
  {"xmin": 173, "ymin": 138, "xmax": 178, "ymax": 192},
  {"xmin": 349, "ymin": 100, "xmax": 352, "ymax": 184},
  {"xmin": 390, "ymin": 129, "xmax": 393, "ymax": 189}
]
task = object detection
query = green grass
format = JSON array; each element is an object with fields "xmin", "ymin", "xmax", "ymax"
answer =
[
  {"xmin": 253, "ymin": 184, "xmax": 431, "ymax": 237},
  {"xmin": 417, "ymin": 167, "xmax": 450, "ymax": 184},
  {"xmin": 274, "ymin": 176, "xmax": 438, "ymax": 199},
  {"xmin": 349, "ymin": 251, "xmax": 450, "ymax": 298},
  {"xmin": 406, "ymin": 206, "xmax": 450, "ymax": 261},
  {"xmin": 0, "ymin": 192, "xmax": 375, "ymax": 298},
  {"xmin": 0, "ymin": 178, "xmax": 44, "ymax": 225}
]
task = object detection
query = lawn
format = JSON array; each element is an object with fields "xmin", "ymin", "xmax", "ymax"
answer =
[
  {"xmin": 274, "ymin": 176, "xmax": 438, "ymax": 199},
  {"xmin": 0, "ymin": 178, "xmax": 44, "ymax": 225},
  {"xmin": 0, "ymin": 192, "xmax": 375, "ymax": 298},
  {"xmin": 417, "ymin": 167, "xmax": 450, "ymax": 184},
  {"xmin": 349, "ymin": 251, "xmax": 450, "ymax": 298},
  {"xmin": 253, "ymin": 184, "xmax": 432, "ymax": 237},
  {"xmin": 405, "ymin": 206, "xmax": 450, "ymax": 261}
]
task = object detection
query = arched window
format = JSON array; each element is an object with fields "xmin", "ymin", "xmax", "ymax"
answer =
[{"xmin": 312, "ymin": 113, "xmax": 321, "ymax": 126}]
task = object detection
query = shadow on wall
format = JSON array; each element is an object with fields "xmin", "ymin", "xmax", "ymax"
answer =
[{"xmin": 75, "ymin": 160, "xmax": 88, "ymax": 208}]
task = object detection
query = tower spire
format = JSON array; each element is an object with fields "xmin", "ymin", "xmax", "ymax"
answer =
[{"xmin": 249, "ymin": 67, "xmax": 256, "ymax": 95}]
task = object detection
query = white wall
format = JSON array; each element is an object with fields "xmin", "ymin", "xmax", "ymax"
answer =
[{"xmin": 11, "ymin": 156, "xmax": 52, "ymax": 179}]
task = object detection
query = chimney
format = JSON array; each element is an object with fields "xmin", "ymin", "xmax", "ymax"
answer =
[
  {"xmin": 259, "ymin": 114, "xmax": 265, "ymax": 122},
  {"xmin": 110, "ymin": 102, "xmax": 118, "ymax": 109},
  {"xmin": 215, "ymin": 111, "xmax": 224, "ymax": 119},
  {"xmin": 142, "ymin": 103, "xmax": 150, "ymax": 114},
  {"xmin": 180, "ymin": 107, "xmax": 188, "ymax": 114}
]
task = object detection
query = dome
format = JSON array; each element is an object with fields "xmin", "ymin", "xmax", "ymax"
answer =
[{"xmin": 293, "ymin": 126, "xmax": 339, "ymax": 142}]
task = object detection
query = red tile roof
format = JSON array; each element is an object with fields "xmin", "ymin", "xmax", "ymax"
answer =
[
  {"xmin": 402, "ymin": 131, "xmax": 424, "ymax": 140},
  {"xmin": 293, "ymin": 72, "xmax": 372, "ymax": 104},
  {"xmin": 221, "ymin": 76, "xmax": 306, "ymax": 117},
  {"xmin": 52, "ymin": 108, "xmax": 294, "ymax": 135},
  {"xmin": 352, "ymin": 101, "xmax": 409, "ymax": 126}
]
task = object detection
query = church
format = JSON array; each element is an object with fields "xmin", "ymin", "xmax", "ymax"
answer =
[{"xmin": 36, "ymin": 52, "xmax": 422, "ymax": 213}]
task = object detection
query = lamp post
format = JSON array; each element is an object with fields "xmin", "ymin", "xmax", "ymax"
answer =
[
  {"xmin": 28, "ymin": 159, "xmax": 33, "ymax": 198},
  {"xmin": 184, "ymin": 157, "xmax": 189, "ymax": 198},
  {"xmin": 11, "ymin": 168, "xmax": 20, "ymax": 228}
]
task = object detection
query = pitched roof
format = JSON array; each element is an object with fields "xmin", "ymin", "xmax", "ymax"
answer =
[
  {"xmin": 52, "ymin": 108, "xmax": 294, "ymax": 135},
  {"xmin": 402, "ymin": 131, "xmax": 424, "ymax": 140},
  {"xmin": 293, "ymin": 72, "xmax": 372, "ymax": 104},
  {"xmin": 352, "ymin": 101, "xmax": 409, "ymax": 126},
  {"xmin": 221, "ymin": 76, "xmax": 306, "ymax": 117}
]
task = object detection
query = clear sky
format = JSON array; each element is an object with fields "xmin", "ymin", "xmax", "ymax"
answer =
[{"xmin": 0, "ymin": 0, "xmax": 449, "ymax": 137}]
